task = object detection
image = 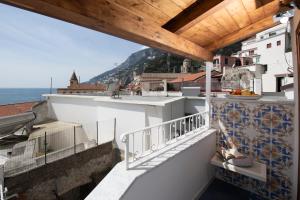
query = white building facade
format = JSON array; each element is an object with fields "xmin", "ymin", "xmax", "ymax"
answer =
[{"xmin": 238, "ymin": 24, "xmax": 293, "ymax": 92}]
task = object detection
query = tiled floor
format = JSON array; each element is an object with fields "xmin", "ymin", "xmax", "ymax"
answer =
[{"xmin": 199, "ymin": 179, "xmax": 266, "ymax": 200}]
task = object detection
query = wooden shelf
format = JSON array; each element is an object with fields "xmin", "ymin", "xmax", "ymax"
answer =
[{"xmin": 210, "ymin": 154, "xmax": 266, "ymax": 182}]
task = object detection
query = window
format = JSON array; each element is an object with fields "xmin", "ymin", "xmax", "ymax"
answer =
[
  {"xmin": 276, "ymin": 77, "xmax": 284, "ymax": 92},
  {"xmin": 267, "ymin": 43, "xmax": 272, "ymax": 48},
  {"xmin": 277, "ymin": 40, "xmax": 281, "ymax": 46},
  {"xmin": 256, "ymin": 56, "xmax": 261, "ymax": 64},
  {"xmin": 245, "ymin": 60, "xmax": 249, "ymax": 65},
  {"xmin": 249, "ymin": 50, "xmax": 254, "ymax": 56},
  {"xmin": 262, "ymin": 65, "xmax": 267, "ymax": 73},
  {"xmin": 235, "ymin": 59, "xmax": 241, "ymax": 66},
  {"xmin": 213, "ymin": 59, "xmax": 219, "ymax": 64},
  {"xmin": 269, "ymin": 32, "xmax": 276, "ymax": 37},
  {"xmin": 225, "ymin": 58, "xmax": 228, "ymax": 65},
  {"xmin": 260, "ymin": 36, "xmax": 264, "ymax": 40}
]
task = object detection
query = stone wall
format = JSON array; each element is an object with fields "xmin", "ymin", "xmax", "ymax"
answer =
[
  {"xmin": 5, "ymin": 142, "xmax": 115, "ymax": 200},
  {"xmin": 211, "ymin": 99, "xmax": 294, "ymax": 200}
]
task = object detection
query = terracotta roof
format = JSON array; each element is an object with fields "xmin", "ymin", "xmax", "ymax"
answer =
[
  {"xmin": 169, "ymin": 71, "xmax": 206, "ymax": 83},
  {"xmin": 0, "ymin": 102, "xmax": 37, "ymax": 117},
  {"xmin": 69, "ymin": 83, "xmax": 107, "ymax": 90},
  {"xmin": 56, "ymin": 83, "xmax": 107, "ymax": 91},
  {"xmin": 140, "ymin": 73, "xmax": 189, "ymax": 82}
]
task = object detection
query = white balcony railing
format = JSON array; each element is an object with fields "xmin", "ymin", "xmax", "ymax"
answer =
[
  {"xmin": 0, "ymin": 184, "xmax": 4, "ymax": 200},
  {"xmin": 121, "ymin": 111, "xmax": 208, "ymax": 169}
]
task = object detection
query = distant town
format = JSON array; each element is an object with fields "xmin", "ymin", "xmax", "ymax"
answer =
[{"xmin": 57, "ymin": 23, "xmax": 293, "ymax": 99}]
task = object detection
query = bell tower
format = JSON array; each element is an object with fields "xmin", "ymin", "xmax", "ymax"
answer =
[{"xmin": 70, "ymin": 71, "xmax": 79, "ymax": 87}]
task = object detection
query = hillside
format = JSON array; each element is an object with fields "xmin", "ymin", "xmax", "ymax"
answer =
[
  {"xmin": 88, "ymin": 48, "xmax": 204, "ymax": 85},
  {"xmin": 88, "ymin": 42, "xmax": 241, "ymax": 85}
]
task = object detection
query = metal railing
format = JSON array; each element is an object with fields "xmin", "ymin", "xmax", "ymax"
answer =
[
  {"xmin": 0, "ymin": 184, "xmax": 6, "ymax": 200},
  {"xmin": 3, "ymin": 118, "xmax": 116, "ymax": 177},
  {"xmin": 121, "ymin": 111, "xmax": 208, "ymax": 169},
  {"xmin": 0, "ymin": 184, "xmax": 3, "ymax": 200}
]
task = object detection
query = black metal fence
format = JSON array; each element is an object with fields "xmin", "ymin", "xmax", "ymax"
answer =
[{"xmin": 3, "ymin": 118, "xmax": 116, "ymax": 177}]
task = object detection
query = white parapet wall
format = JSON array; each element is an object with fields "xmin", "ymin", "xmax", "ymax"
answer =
[
  {"xmin": 44, "ymin": 94, "xmax": 186, "ymax": 150},
  {"xmin": 142, "ymin": 91, "xmax": 182, "ymax": 97},
  {"xmin": 184, "ymin": 97, "xmax": 206, "ymax": 114},
  {"xmin": 181, "ymin": 87, "xmax": 201, "ymax": 96},
  {"xmin": 86, "ymin": 129, "xmax": 216, "ymax": 200}
]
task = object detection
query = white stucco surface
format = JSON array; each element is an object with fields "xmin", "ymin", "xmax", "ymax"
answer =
[
  {"xmin": 184, "ymin": 97, "xmax": 206, "ymax": 114},
  {"xmin": 86, "ymin": 129, "xmax": 216, "ymax": 200},
  {"xmin": 241, "ymin": 24, "xmax": 294, "ymax": 92},
  {"xmin": 44, "ymin": 95, "xmax": 186, "ymax": 149}
]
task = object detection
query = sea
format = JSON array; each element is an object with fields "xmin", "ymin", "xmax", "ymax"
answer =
[{"xmin": 0, "ymin": 88, "xmax": 56, "ymax": 105}]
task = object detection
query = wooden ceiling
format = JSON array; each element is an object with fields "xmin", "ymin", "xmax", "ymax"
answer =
[{"xmin": 0, "ymin": 0, "xmax": 292, "ymax": 61}]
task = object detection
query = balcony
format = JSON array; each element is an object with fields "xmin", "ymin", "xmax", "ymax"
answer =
[{"xmin": 85, "ymin": 90, "xmax": 295, "ymax": 200}]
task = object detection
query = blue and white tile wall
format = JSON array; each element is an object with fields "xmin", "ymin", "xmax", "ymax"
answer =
[{"xmin": 211, "ymin": 100, "xmax": 294, "ymax": 200}]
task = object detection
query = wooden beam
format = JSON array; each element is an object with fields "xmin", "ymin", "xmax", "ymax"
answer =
[
  {"xmin": 110, "ymin": 0, "xmax": 171, "ymax": 25},
  {"xmin": 164, "ymin": 0, "xmax": 290, "ymax": 35},
  {"xmin": 162, "ymin": 0, "xmax": 230, "ymax": 34},
  {"xmin": 206, "ymin": 16, "xmax": 279, "ymax": 51},
  {"xmin": 0, "ymin": 0, "xmax": 213, "ymax": 61},
  {"xmin": 296, "ymin": 19, "xmax": 300, "ymax": 200}
]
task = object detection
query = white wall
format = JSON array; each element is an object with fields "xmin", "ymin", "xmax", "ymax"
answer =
[
  {"xmin": 97, "ymin": 102, "xmax": 150, "ymax": 148},
  {"xmin": 241, "ymin": 24, "xmax": 293, "ymax": 92},
  {"xmin": 285, "ymin": 88, "xmax": 294, "ymax": 100},
  {"xmin": 121, "ymin": 131, "xmax": 216, "ymax": 200},
  {"xmin": 142, "ymin": 91, "xmax": 182, "ymax": 97},
  {"xmin": 184, "ymin": 98, "xmax": 206, "ymax": 114},
  {"xmin": 182, "ymin": 87, "xmax": 201, "ymax": 96},
  {"xmin": 162, "ymin": 98, "xmax": 185, "ymax": 122},
  {"xmin": 47, "ymin": 96, "xmax": 99, "ymax": 143},
  {"xmin": 47, "ymin": 96, "xmax": 98, "ymax": 124},
  {"xmin": 46, "ymin": 96, "xmax": 185, "ymax": 150}
]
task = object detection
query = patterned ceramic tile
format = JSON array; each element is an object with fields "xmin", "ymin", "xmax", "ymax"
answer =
[
  {"xmin": 271, "ymin": 105, "xmax": 293, "ymax": 137},
  {"xmin": 252, "ymin": 118, "xmax": 272, "ymax": 135},
  {"xmin": 232, "ymin": 172, "xmax": 251, "ymax": 191},
  {"xmin": 270, "ymin": 170, "xmax": 292, "ymax": 191},
  {"xmin": 272, "ymin": 105, "xmax": 293, "ymax": 123},
  {"xmin": 252, "ymin": 135, "xmax": 271, "ymax": 165},
  {"xmin": 220, "ymin": 102, "xmax": 234, "ymax": 115},
  {"xmin": 234, "ymin": 102, "xmax": 251, "ymax": 118},
  {"xmin": 270, "ymin": 154, "xmax": 293, "ymax": 171},
  {"xmin": 271, "ymin": 138, "xmax": 293, "ymax": 157},
  {"xmin": 213, "ymin": 101, "xmax": 295, "ymax": 200},
  {"xmin": 219, "ymin": 113, "xmax": 234, "ymax": 130},
  {"xmin": 232, "ymin": 130, "xmax": 250, "ymax": 154},
  {"xmin": 215, "ymin": 168, "xmax": 233, "ymax": 184},
  {"xmin": 269, "ymin": 170, "xmax": 292, "ymax": 200},
  {"xmin": 250, "ymin": 179, "xmax": 270, "ymax": 199},
  {"xmin": 272, "ymin": 121, "xmax": 294, "ymax": 137},
  {"xmin": 252, "ymin": 104, "xmax": 272, "ymax": 119},
  {"xmin": 249, "ymin": 193, "xmax": 269, "ymax": 200}
]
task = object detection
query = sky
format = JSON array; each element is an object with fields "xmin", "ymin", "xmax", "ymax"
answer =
[{"xmin": 0, "ymin": 4, "xmax": 146, "ymax": 88}]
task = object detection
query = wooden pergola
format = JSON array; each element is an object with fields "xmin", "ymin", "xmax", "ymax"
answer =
[{"xmin": 0, "ymin": 0, "xmax": 292, "ymax": 61}]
